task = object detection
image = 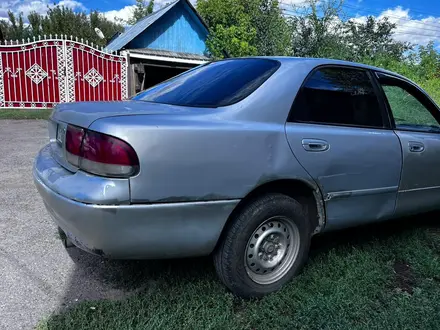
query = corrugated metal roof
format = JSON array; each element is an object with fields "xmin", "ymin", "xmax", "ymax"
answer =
[
  {"xmin": 128, "ymin": 48, "xmax": 210, "ymax": 61},
  {"xmin": 106, "ymin": 0, "xmax": 180, "ymax": 52}
]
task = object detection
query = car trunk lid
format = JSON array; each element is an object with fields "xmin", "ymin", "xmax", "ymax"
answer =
[
  {"xmin": 49, "ymin": 100, "xmax": 198, "ymax": 172},
  {"xmin": 51, "ymin": 100, "xmax": 194, "ymax": 128}
]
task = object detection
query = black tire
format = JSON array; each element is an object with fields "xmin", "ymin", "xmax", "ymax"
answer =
[{"xmin": 213, "ymin": 193, "xmax": 311, "ymax": 298}]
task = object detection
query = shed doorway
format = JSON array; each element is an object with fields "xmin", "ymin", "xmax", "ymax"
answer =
[
  {"xmin": 143, "ymin": 64, "xmax": 187, "ymax": 90},
  {"xmin": 127, "ymin": 49, "xmax": 209, "ymax": 95}
]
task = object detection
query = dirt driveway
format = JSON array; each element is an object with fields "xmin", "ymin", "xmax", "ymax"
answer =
[{"xmin": 0, "ymin": 120, "xmax": 149, "ymax": 329}]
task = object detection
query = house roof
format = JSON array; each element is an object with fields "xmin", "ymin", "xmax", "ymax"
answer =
[
  {"xmin": 106, "ymin": 0, "xmax": 209, "ymax": 52},
  {"xmin": 128, "ymin": 48, "xmax": 210, "ymax": 61}
]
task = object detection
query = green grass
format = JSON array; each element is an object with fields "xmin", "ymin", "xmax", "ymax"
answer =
[
  {"xmin": 0, "ymin": 108, "xmax": 51, "ymax": 120},
  {"xmin": 37, "ymin": 216, "xmax": 440, "ymax": 330}
]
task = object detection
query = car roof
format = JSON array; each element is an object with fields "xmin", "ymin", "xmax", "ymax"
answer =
[{"xmin": 236, "ymin": 56, "xmax": 407, "ymax": 80}]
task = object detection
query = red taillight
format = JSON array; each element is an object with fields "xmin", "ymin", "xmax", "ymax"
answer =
[
  {"xmin": 81, "ymin": 130, "xmax": 139, "ymax": 177},
  {"xmin": 65, "ymin": 125, "xmax": 85, "ymax": 167},
  {"xmin": 65, "ymin": 124, "xmax": 139, "ymax": 177}
]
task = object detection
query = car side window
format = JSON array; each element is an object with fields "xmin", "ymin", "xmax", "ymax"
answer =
[
  {"xmin": 379, "ymin": 81, "xmax": 440, "ymax": 133},
  {"xmin": 290, "ymin": 67, "xmax": 385, "ymax": 128}
]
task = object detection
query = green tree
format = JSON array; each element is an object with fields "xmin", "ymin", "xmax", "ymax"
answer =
[
  {"xmin": 197, "ymin": 0, "xmax": 257, "ymax": 58},
  {"xmin": 42, "ymin": 6, "xmax": 124, "ymax": 46},
  {"xmin": 0, "ymin": 21, "xmax": 10, "ymax": 41},
  {"xmin": 197, "ymin": 0, "xmax": 289, "ymax": 58},
  {"xmin": 253, "ymin": 0, "xmax": 291, "ymax": 56},
  {"xmin": 127, "ymin": 0, "xmax": 155, "ymax": 25},
  {"xmin": 89, "ymin": 10, "xmax": 125, "ymax": 45},
  {"xmin": 288, "ymin": 0, "xmax": 348, "ymax": 59},
  {"xmin": 28, "ymin": 11, "xmax": 42, "ymax": 37},
  {"xmin": 344, "ymin": 16, "xmax": 411, "ymax": 62},
  {"xmin": 0, "ymin": 6, "xmax": 123, "ymax": 47},
  {"xmin": 417, "ymin": 42, "xmax": 440, "ymax": 79},
  {"xmin": 0, "ymin": 11, "xmax": 31, "ymax": 41},
  {"xmin": 39, "ymin": 6, "xmax": 89, "ymax": 38},
  {"xmin": 8, "ymin": 11, "xmax": 27, "ymax": 40},
  {"xmin": 37, "ymin": 6, "xmax": 123, "ymax": 46},
  {"xmin": 287, "ymin": 0, "xmax": 412, "ymax": 61}
]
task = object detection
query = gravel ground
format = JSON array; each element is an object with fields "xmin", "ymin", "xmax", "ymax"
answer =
[{"xmin": 0, "ymin": 120, "xmax": 150, "ymax": 330}]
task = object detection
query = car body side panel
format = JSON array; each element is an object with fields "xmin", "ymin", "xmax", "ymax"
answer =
[
  {"xmin": 285, "ymin": 123, "xmax": 403, "ymax": 230},
  {"xmin": 89, "ymin": 115, "xmax": 318, "ymax": 204},
  {"xmin": 49, "ymin": 58, "xmax": 420, "ymax": 231},
  {"xmin": 85, "ymin": 61, "xmax": 329, "ymax": 205},
  {"xmin": 394, "ymin": 131, "xmax": 440, "ymax": 217}
]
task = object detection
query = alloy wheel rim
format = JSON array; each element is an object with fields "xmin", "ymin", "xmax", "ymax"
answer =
[{"xmin": 244, "ymin": 216, "xmax": 300, "ymax": 285}]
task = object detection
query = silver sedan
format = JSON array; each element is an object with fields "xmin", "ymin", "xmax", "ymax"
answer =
[{"xmin": 34, "ymin": 57, "xmax": 440, "ymax": 298}]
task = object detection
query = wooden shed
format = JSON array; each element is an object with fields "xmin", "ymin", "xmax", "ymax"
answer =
[{"xmin": 106, "ymin": 0, "xmax": 210, "ymax": 95}]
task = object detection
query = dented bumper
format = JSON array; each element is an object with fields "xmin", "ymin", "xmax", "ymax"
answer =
[{"xmin": 33, "ymin": 144, "xmax": 239, "ymax": 259}]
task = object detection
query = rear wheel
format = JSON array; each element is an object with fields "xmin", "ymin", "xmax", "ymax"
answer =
[{"xmin": 214, "ymin": 193, "xmax": 311, "ymax": 298}]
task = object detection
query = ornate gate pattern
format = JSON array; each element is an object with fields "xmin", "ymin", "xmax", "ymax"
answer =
[{"xmin": 0, "ymin": 36, "xmax": 128, "ymax": 109}]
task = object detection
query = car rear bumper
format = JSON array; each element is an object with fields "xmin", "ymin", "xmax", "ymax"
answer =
[{"xmin": 33, "ymin": 144, "xmax": 239, "ymax": 259}]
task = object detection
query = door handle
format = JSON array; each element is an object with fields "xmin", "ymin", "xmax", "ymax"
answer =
[
  {"xmin": 408, "ymin": 141, "xmax": 425, "ymax": 153},
  {"xmin": 302, "ymin": 139, "xmax": 329, "ymax": 152}
]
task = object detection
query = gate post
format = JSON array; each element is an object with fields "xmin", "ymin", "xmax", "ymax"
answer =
[
  {"xmin": 65, "ymin": 39, "xmax": 75, "ymax": 102},
  {"xmin": 56, "ymin": 39, "xmax": 67, "ymax": 103},
  {"xmin": 0, "ymin": 52, "xmax": 4, "ymax": 107},
  {"xmin": 121, "ymin": 50, "xmax": 129, "ymax": 99}
]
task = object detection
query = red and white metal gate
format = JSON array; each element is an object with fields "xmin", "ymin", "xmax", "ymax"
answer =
[{"xmin": 0, "ymin": 36, "xmax": 128, "ymax": 108}]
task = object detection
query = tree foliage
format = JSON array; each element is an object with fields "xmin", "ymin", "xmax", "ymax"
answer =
[
  {"xmin": 253, "ymin": 0, "xmax": 291, "ymax": 56},
  {"xmin": 0, "ymin": 0, "xmax": 156, "ymax": 45},
  {"xmin": 286, "ymin": 0, "xmax": 412, "ymax": 62},
  {"xmin": 197, "ymin": 0, "xmax": 257, "ymax": 58},
  {"xmin": 197, "ymin": 0, "xmax": 290, "ymax": 58},
  {"xmin": 197, "ymin": 0, "xmax": 439, "ymax": 103},
  {"xmin": 5, "ymin": 11, "xmax": 27, "ymax": 40},
  {"xmin": 198, "ymin": 0, "xmax": 421, "ymax": 63},
  {"xmin": 344, "ymin": 16, "xmax": 411, "ymax": 62},
  {"xmin": 288, "ymin": 0, "xmax": 346, "ymax": 59},
  {"xmin": 0, "ymin": 6, "xmax": 123, "ymax": 47},
  {"xmin": 127, "ymin": 0, "xmax": 155, "ymax": 25}
]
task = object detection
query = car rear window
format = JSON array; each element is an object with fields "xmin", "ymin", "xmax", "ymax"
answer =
[{"xmin": 131, "ymin": 59, "xmax": 280, "ymax": 108}]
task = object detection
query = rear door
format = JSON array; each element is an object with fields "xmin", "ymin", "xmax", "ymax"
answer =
[
  {"xmin": 376, "ymin": 72, "xmax": 440, "ymax": 216},
  {"xmin": 285, "ymin": 66, "xmax": 402, "ymax": 231}
]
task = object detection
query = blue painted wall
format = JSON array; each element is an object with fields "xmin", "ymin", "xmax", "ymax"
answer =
[{"xmin": 128, "ymin": 2, "xmax": 208, "ymax": 55}]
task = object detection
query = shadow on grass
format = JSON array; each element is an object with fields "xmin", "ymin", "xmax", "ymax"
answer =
[
  {"xmin": 311, "ymin": 211, "xmax": 440, "ymax": 254},
  {"xmin": 58, "ymin": 247, "xmax": 217, "ymax": 308},
  {"xmin": 38, "ymin": 211, "xmax": 440, "ymax": 329},
  {"xmin": 56, "ymin": 211, "xmax": 440, "ymax": 309}
]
